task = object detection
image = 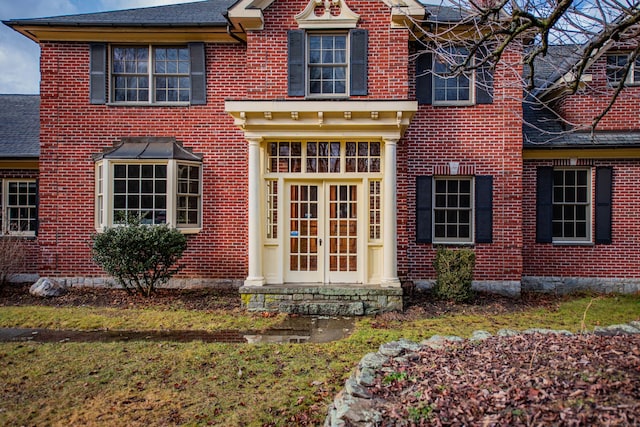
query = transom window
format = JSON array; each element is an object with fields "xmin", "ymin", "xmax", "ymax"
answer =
[
  {"xmin": 266, "ymin": 141, "xmax": 382, "ymax": 174},
  {"xmin": 433, "ymin": 177, "xmax": 473, "ymax": 243},
  {"xmin": 606, "ymin": 53, "xmax": 640, "ymax": 86},
  {"xmin": 0, "ymin": 180, "xmax": 37, "ymax": 236},
  {"xmin": 433, "ymin": 47, "xmax": 473, "ymax": 105},
  {"xmin": 111, "ymin": 46, "xmax": 190, "ymax": 104},
  {"xmin": 308, "ymin": 34, "xmax": 347, "ymax": 96},
  {"xmin": 552, "ymin": 169, "xmax": 590, "ymax": 242}
]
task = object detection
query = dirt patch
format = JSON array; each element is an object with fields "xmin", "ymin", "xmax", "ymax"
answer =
[
  {"xmin": 1, "ymin": 283, "xmax": 559, "ymax": 318},
  {"xmin": 0, "ymin": 284, "xmax": 241, "ymax": 311},
  {"xmin": 369, "ymin": 333, "xmax": 639, "ymax": 425}
]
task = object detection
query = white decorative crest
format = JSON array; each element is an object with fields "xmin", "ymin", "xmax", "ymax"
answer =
[{"xmin": 295, "ymin": 0, "xmax": 360, "ymax": 29}]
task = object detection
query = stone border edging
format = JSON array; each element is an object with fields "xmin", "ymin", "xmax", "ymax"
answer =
[{"xmin": 324, "ymin": 321, "xmax": 640, "ymax": 427}]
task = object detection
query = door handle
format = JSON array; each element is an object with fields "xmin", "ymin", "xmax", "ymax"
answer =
[{"xmin": 319, "ymin": 239, "xmax": 322, "ymax": 246}]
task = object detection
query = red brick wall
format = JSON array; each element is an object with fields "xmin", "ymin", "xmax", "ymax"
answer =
[
  {"xmin": 522, "ymin": 160, "xmax": 640, "ymax": 278},
  {"xmin": 400, "ymin": 49, "xmax": 524, "ymax": 282},
  {"xmin": 557, "ymin": 54, "xmax": 640, "ymax": 130},
  {"xmin": 38, "ymin": 42, "xmax": 249, "ymax": 278},
  {"xmin": 246, "ymin": 0, "xmax": 410, "ymax": 100},
  {"xmin": 36, "ymin": 1, "xmax": 412, "ymax": 281}
]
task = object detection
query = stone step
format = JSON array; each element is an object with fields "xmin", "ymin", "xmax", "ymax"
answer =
[{"xmin": 279, "ymin": 300, "xmax": 365, "ymax": 316}]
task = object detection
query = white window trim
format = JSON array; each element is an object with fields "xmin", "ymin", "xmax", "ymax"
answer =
[
  {"xmin": 306, "ymin": 32, "xmax": 350, "ymax": 99},
  {"xmin": 432, "ymin": 176, "xmax": 475, "ymax": 245},
  {"xmin": 95, "ymin": 159, "xmax": 202, "ymax": 234},
  {"xmin": 606, "ymin": 52, "xmax": 640, "ymax": 87},
  {"xmin": 551, "ymin": 167, "xmax": 592, "ymax": 244},
  {"xmin": 1, "ymin": 179, "xmax": 37, "ymax": 237},
  {"xmin": 432, "ymin": 48, "xmax": 476, "ymax": 107},
  {"xmin": 109, "ymin": 44, "xmax": 191, "ymax": 106}
]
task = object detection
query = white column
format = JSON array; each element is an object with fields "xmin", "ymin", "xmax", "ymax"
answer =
[
  {"xmin": 381, "ymin": 138, "xmax": 401, "ymax": 287},
  {"xmin": 245, "ymin": 137, "xmax": 265, "ymax": 287}
]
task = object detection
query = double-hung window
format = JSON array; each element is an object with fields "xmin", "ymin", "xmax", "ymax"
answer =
[
  {"xmin": 1, "ymin": 180, "xmax": 37, "ymax": 236},
  {"xmin": 433, "ymin": 47, "xmax": 473, "ymax": 105},
  {"xmin": 308, "ymin": 34, "xmax": 347, "ymax": 96},
  {"xmin": 552, "ymin": 169, "xmax": 590, "ymax": 242},
  {"xmin": 111, "ymin": 46, "xmax": 190, "ymax": 104},
  {"xmin": 536, "ymin": 167, "xmax": 612, "ymax": 245},
  {"xmin": 89, "ymin": 43, "xmax": 206, "ymax": 105},
  {"xmin": 94, "ymin": 138, "xmax": 203, "ymax": 232},
  {"xmin": 606, "ymin": 53, "xmax": 640, "ymax": 86},
  {"xmin": 415, "ymin": 175, "xmax": 493, "ymax": 245},
  {"xmin": 433, "ymin": 177, "xmax": 473, "ymax": 243},
  {"xmin": 288, "ymin": 29, "xmax": 368, "ymax": 97}
]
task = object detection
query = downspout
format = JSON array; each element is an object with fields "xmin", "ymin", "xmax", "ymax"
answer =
[{"xmin": 227, "ymin": 25, "xmax": 247, "ymax": 45}]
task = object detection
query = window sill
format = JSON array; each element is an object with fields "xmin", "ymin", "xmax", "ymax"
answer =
[
  {"xmin": 552, "ymin": 241, "xmax": 594, "ymax": 246},
  {"xmin": 1, "ymin": 234, "xmax": 36, "ymax": 240},
  {"xmin": 433, "ymin": 241, "xmax": 474, "ymax": 246},
  {"xmin": 106, "ymin": 102, "xmax": 191, "ymax": 107},
  {"xmin": 432, "ymin": 101, "xmax": 475, "ymax": 107},
  {"xmin": 95, "ymin": 226, "xmax": 201, "ymax": 235}
]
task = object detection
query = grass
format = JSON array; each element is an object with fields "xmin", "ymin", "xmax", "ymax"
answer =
[{"xmin": 0, "ymin": 292, "xmax": 638, "ymax": 426}]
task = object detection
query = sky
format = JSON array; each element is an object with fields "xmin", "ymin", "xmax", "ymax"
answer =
[{"xmin": 0, "ymin": 0, "xmax": 201, "ymax": 94}]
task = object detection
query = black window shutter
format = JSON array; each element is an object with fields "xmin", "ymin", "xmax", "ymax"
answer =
[
  {"xmin": 595, "ymin": 167, "xmax": 613, "ymax": 244},
  {"xmin": 475, "ymin": 44, "xmax": 494, "ymax": 104},
  {"xmin": 416, "ymin": 52, "xmax": 432, "ymax": 105},
  {"xmin": 350, "ymin": 29, "xmax": 368, "ymax": 96},
  {"xmin": 189, "ymin": 42, "xmax": 206, "ymax": 105},
  {"xmin": 288, "ymin": 30, "xmax": 306, "ymax": 97},
  {"xmin": 475, "ymin": 175, "xmax": 493, "ymax": 243},
  {"xmin": 416, "ymin": 176, "xmax": 432, "ymax": 243},
  {"xmin": 536, "ymin": 167, "xmax": 554, "ymax": 243},
  {"xmin": 89, "ymin": 43, "xmax": 106, "ymax": 105}
]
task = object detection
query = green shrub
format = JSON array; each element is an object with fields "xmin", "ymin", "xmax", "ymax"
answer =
[
  {"xmin": 91, "ymin": 220, "xmax": 187, "ymax": 297},
  {"xmin": 432, "ymin": 247, "xmax": 476, "ymax": 303}
]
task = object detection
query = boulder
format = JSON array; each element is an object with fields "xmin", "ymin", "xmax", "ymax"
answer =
[{"xmin": 29, "ymin": 278, "xmax": 68, "ymax": 298}]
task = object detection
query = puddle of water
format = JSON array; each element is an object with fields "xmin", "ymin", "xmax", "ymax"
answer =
[{"xmin": 0, "ymin": 316, "xmax": 355, "ymax": 344}]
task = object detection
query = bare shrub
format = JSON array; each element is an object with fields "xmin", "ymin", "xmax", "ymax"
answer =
[{"xmin": 0, "ymin": 237, "xmax": 27, "ymax": 287}]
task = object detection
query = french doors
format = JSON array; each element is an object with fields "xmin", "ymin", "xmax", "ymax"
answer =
[{"xmin": 286, "ymin": 181, "xmax": 360, "ymax": 283}]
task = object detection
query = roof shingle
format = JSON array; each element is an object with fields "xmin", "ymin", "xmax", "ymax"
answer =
[{"xmin": 0, "ymin": 95, "xmax": 39, "ymax": 158}]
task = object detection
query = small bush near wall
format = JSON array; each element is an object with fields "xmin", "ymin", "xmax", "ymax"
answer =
[
  {"xmin": 433, "ymin": 247, "xmax": 476, "ymax": 303},
  {"xmin": 91, "ymin": 220, "xmax": 187, "ymax": 297},
  {"xmin": 0, "ymin": 237, "xmax": 27, "ymax": 287}
]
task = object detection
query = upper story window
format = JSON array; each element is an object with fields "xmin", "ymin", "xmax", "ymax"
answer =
[
  {"xmin": 606, "ymin": 53, "xmax": 640, "ymax": 86},
  {"xmin": 433, "ymin": 47, "xmax": 473, "ymax": 105},
  {"xmin": 308, "ymin": 34, "xmax": 347, "ymax": 96},
  {"xmin": 416, "ymin": 46, "xmax": 494, "ymax": 106},
  {"xmin": 288, "ymin": 29, "xmax": 367, "ymax": 98},
  {"xmin": 111, "ymin": 46, "xmax": 190, "ymax": 104},
  {"xmin": 89, "ymin": 43, "xmax": 206, "ymax": 106},
  {"xmin": 1, "ymin": 179, "xmax": 38, "ymax": 236}
]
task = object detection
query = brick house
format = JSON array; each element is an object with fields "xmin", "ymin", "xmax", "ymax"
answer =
[{"xmin": 3, "ymin": 0, "xmax": 639, "ymax": 313}]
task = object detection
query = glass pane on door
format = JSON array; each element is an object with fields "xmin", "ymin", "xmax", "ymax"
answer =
[
  {"xmin": 289, "ymin": 185, "xmax": 319, "ymax": 272},
  {"xmin": 329, "ymin": 184, "xmax": 357, "ymax": 272}
]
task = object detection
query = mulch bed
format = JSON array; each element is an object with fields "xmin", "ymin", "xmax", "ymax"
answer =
[{"xmin": 369, "ymin": 333, "xmax": 639, "ymax": 426}]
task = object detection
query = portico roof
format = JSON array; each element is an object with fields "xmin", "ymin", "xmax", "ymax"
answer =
[{"xmin": 225, "ymin": 100, "xmax": 418, "ymax": 140}]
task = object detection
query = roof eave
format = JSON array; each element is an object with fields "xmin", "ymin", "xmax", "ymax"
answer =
[{"xmin": 4, "ymin": 22, "xmax": 239, "ymax": 43}]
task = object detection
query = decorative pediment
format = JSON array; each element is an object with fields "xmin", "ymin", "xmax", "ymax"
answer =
[{"xmin": 295, "ymin": 0, "xmax": 360, "ymax": 29}]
